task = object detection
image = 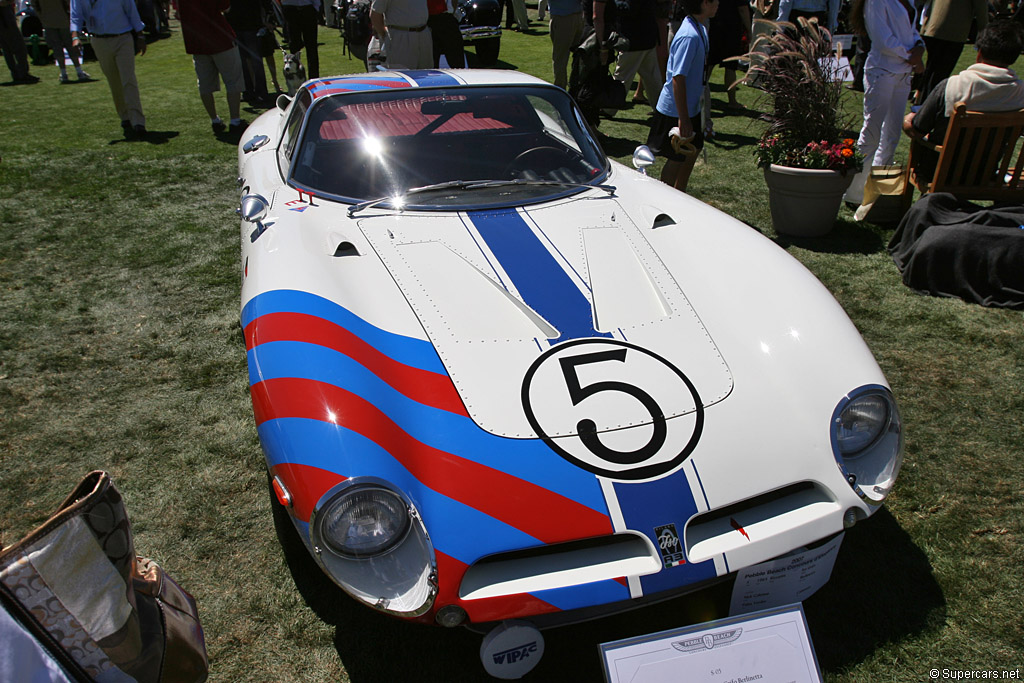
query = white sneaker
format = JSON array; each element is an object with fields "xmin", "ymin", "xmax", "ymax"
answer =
[{"xmin": 76, "ymin": 69, "xmax": 91, "ymax": 81}]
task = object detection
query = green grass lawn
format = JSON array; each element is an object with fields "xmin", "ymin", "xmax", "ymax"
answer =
[{"xmin": 1, "ymin": 15, "xmax": 1022, "ymax": 682}]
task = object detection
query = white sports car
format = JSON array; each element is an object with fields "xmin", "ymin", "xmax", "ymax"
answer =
[{"xmin": 237, "ymin": 68, "xmax": 902, "ymax": 673}]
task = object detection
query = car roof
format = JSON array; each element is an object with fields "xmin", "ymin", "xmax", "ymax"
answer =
[{"xmin": 303, "ymin": 69, "xmax": 552, "ymax": 100}]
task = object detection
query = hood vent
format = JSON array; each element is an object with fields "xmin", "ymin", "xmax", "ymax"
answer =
[
  {"xmin": 584, "ymin": 227, "xmax": 671, "ymax": 331},
  {"xmin": 333, "ymin": 241, "xmax": 359, "ymax": 257},
  {"xmin": 652, "ymin": 214, "xmax": 676, "ymax": 229}
]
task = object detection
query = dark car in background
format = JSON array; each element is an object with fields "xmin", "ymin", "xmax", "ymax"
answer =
[{"xmin": 455, "ymin": 0, "xmax": 501, "ymax": 65}]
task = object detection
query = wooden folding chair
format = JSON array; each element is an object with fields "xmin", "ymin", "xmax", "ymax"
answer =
[{"xmin": 903, "ymin": 102, "xmax": 1024, "ymax": 205}]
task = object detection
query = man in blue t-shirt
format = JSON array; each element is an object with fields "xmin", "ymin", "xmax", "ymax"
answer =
[{"xmin": 646, "ymin": 0, "xmax": 717, "ymax": 191}]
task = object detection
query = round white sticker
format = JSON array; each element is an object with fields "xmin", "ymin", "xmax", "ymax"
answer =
[{"xmin": 479, "ymin": 620, "xmax": 545, "ymax": 680}]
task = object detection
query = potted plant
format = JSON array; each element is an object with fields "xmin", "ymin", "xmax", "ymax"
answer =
[{"xmin": 738, "ymin": 18, "xmax": 864, "ymax": 236}]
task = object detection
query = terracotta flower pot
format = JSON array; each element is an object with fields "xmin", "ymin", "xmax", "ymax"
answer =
[{"xmin": 763, "ymin": 164, "xmax": 855, "ymax": 237}]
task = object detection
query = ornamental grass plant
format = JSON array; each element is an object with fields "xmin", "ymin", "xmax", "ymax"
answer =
[{"xmin": 740, "ymin": 17, "xmax": 864, "ymax": 173}]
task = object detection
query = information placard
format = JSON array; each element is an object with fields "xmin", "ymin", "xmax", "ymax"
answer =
[
  {"xmin": 729, "ymin": 532, "xmax": 843, "ymax": 616},
  {"xmin": 599, "ymin": 603, "xmax": 822, "ymax": 683}
]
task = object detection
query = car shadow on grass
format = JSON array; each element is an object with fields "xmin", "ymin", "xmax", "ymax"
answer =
[
  {"xmin": 272, "ymin": 484, "xmax": 943, "ymax": 681},
  {"xmin": 805, "ymin": 508, "xmax": 946, "ymax": 673}
]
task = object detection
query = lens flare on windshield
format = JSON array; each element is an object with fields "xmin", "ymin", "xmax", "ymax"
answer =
[{"xmin": 361, "ymin": 135, "xmax": 383, "ymax": 158}]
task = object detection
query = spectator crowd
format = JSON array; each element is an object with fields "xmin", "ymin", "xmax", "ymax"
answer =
[{"xmin": 3, "ymin": 0, "xmax": 1022, "ymax": 207}]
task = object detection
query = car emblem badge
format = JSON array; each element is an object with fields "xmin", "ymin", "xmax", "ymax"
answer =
[{"xmin": 655, "ymin": 523, "xmax": 686, "ymax": 568}]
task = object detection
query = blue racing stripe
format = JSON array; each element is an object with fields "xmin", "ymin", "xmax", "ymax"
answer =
[
  {"xmin": 404, "ymin": 70, "xmax": 462, "ymax": 87},
  {"xmin": 248, "ymin": 341, "xmax": 609, "ymax": 512},
  {"xmin": 613, "ymin": 469, "xmax": 718, "ymax": 594},
  {"xmin": 468, "ymin": 209, "xmax": 610, "ymax": 344},
  {"xmin": 258, "ymin": 418, "xmax": 539, "ymax": 564},
  {"xmin": 242, "ymin": 289, "xmax": 445, "ymax": 374}
]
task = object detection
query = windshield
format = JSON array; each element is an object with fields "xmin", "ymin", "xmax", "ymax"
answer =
[{"xmin": 288, "ymin": 85, "xmax": 609, "ymax": 208}]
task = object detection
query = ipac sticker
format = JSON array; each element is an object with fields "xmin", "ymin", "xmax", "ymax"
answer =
[
  {"xmin": 655, "ymin": 523, "xmax": 686, "ymax": 568},
  {"xmin": 480, "ymin": 620, "xmax": 544, "ymax": 680}
]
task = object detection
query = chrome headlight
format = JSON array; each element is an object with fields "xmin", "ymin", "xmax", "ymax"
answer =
[
  {"xmin": 831, "ymin": 385, "xmax": 903, "ymax": 504},
  {"xmin": 309, "ymin": 479, "xmax": 437, "ymax": 617},
  {"xmin": 317, "ymin": 485, "xmax": 410, "ymax": 557},
  {"xmin": 836, "ymin": 392, "xmax": 890, "ymax": 455}
]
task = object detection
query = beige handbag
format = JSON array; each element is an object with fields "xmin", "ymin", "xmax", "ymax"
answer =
[
  {"xmin": 854, "ymin": 165, "xmax": 909, "ymax": 224},
  {"xmin": 0, "ymin": 471, "xmax": 208, "ymax": 682}
]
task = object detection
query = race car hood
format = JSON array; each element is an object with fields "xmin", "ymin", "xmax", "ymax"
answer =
[{"xmin": 358, "ymin": 197, "xmax": 734, "ymax": 443}]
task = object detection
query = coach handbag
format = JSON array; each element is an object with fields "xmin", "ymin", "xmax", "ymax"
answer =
[{"xmin": 0, "ymin": 471, "xmax": 208, "ymax": 683}]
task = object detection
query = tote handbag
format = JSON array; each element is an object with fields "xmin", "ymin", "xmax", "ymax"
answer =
[
  {"xmin": 0, "ymin": 471, "xmax": 208, "ymax": 683},
  {"xmin": 854, "ymin": 165, "xmax": 909, "ymax": 224}
]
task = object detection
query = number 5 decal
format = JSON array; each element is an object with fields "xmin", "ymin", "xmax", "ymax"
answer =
[
  {"xmin": 558, "ymin": 350, "xmax": 668, "ymax": 465},
  {"xmin": 522, "ymin": 339, "xmax": 704, "ymax": 481}
]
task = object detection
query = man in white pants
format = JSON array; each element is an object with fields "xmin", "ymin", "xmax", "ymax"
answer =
[{"xmin": 845, "ymin": 0, "xmax": 923, "ymax": 204}]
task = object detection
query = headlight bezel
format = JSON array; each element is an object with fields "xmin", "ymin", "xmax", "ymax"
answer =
[
  {"xmin": 308, "ymin": 477, "xmax": 438, "ymax": 617},
  {"xmin": 830, "ymin": 385, "xmax": 904, "ymax": 505}
]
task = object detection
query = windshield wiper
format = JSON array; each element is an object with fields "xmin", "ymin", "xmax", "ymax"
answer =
[
  {"xmin": 347, "ymin": 178, "xmax": 615, "ymax": 217},
  {"xmin": 463, "ymin": 178, "xmax": 616, "ymax": 194},
  {"xmin": 347, "ymin": 180, "xmax": 476, "ymax": 217}
]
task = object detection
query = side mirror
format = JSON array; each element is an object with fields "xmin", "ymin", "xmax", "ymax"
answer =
[
  {"xmin": 277, "ymin": 93, "xmax": 292, "ymax": 111},
  {"xmin": 632, "ymin": 145, "xmax": 656, "ymax": 175},
  {"xmin": 242, "ymin": 134, "xmax": 270, "ymax": 154},
  {"xmin": 237, "ymin": 194, "xmax": 269, "ymax": 224}
]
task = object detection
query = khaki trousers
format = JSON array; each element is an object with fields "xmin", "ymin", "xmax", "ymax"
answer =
[
  {"xmin": 549, "ymin": 12, "xmax": 583, "ymax": 90},
  {"xmin": 613, "ymin": 47, "xmax": 663, "ymax": 105},
  {"xmin": 92, "ymin": 33, "xmax": 145, "ymax": 127}
]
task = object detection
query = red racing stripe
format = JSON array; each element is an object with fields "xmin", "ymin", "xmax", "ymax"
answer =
[
  {"xmin": 245, "ymin": 311, "xmax": 468, "ymax": 417},
  {"xmin": 250, "ymin": 377, "xmax": 614, "ymax": 544}
]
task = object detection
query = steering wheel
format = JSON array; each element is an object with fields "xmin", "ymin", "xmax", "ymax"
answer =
[{"xmin": 505, "ymin": 146, "xmax": 581, "ymax": 178}]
